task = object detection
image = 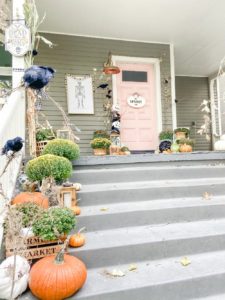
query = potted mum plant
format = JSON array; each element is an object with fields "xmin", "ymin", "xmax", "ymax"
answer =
[
  {"xmin": 36, "ymin": 127, "xmax": 55, "ymax": 156},
  {"xmin": 178, "ymin": 138, "xmax": 195, "ymax": 152},
  {"xmin": 90, "ymin": 138, "xmax": 111, "ymax": 156},
  {"xmin": 174, "ymin": 128, "xmax": 190, "ymax": 140},
  {"xmin": 159, "ymin": 130, "xmax": 174, "ymax": 141}
]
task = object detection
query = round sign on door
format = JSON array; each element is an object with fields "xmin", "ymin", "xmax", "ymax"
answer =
[{"xmin": 127, "ymin": 94, "xmax": 145, "ymax": 108}]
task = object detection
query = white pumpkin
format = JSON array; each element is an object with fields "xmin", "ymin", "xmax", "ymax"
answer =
[
  {"xmin": 0, "ymin": 255, "xmax": 30, "ymax": 299},
  {"xmin": 73, "ymin": 182, "xmax": 82, "ymax": 191},
  {"xmin": 214, "ymin": 136, "xmax": 225, "ymax": 151}
]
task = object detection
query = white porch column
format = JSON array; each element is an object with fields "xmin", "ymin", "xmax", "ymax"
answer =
[{"xmin": 170, "ymin": 44, "xmax": 177, "ymax": 129}]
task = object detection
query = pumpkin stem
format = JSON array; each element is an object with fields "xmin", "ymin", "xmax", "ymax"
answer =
[
  {"xmin": 54, "ymin": 236, "xmax": 70, "ymax": 264},
  {"xmin": 78, "ymin": 227, "xmax": 86, "ymax": 234}
]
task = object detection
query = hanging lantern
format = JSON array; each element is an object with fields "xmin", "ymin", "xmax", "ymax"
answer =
[{"xmin": 103, "ymin": 52, "xmax": 120, "ymax": 75}]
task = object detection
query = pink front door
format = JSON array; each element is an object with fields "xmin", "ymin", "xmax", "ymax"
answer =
[{"xmin": 116, "ymin": 62, "xmax": 158, "ymax": 151}]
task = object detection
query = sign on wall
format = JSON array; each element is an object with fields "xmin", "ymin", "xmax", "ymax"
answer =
[
  {"xmin": 5, "ymin": 23, "xmax": 31, "ymax": 56},
  {"xmin": 127, "ymin": 94, "xmax": 145, "ymax": 108},
  {"xmin": 66, "ymin": 74, "xmax": 94, "ymax": 114}
]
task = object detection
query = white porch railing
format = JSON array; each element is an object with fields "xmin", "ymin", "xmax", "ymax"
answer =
[{"xmin": 0, "ymin": 89, "xmax": 26, "ymax": 204}]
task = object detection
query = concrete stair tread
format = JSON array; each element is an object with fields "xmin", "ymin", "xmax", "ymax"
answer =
[
  {"xmin": 74, "ymin": 164, "xmax": 225, "ymax": 174},
  {"xmin": 194, "ymin": 295, "xmax": 225, "ymax": 300},
  {"xmin": 72, "ymin": 219, "xmax": 225, "ymax": 252},
  {"xmin": 78, "ymin": 177, "xmax": 225, "ymax": 193},
  {"xmin": 73, "ymin": 250, "xmax": 225, "ymax": 299},
  {"xmin": 78, "ymin": 195, "xmax": 225, "ymax": 215}
]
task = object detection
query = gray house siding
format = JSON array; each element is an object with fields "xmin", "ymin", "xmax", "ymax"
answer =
[
  {"xmin": 36, "ymin": 33, "xmax": 172, "ymax": 155},
  {"xmin": 175, "ymin": 76, "xmax": 211, "ymax": 151}
]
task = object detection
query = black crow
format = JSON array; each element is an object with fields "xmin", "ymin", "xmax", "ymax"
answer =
[
  {"xmin": 159, "ymin": 140, "xmax": 172, "ymax": 153},
  {"xmin": 97, "ymin": 83, "xmax": 108, "ymax": 89},
  {"xmin": 2, "ymin": 137, "xmax": 24, "ymax": 155},
  {"xmin": 23, "ymin": 65, "xmax": 55, "ymax": 90}
]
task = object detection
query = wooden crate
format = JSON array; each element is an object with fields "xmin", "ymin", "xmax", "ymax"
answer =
[{"xmin": 5, "ymin": 236, "xmax": 65, "ymax": 260}]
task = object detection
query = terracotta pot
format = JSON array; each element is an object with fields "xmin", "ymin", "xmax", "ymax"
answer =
[
  {"xmin": 175, "ymin": 132, "xmax": 186, "ymax": 139},
  {"xmin": 93, "ymin": 148, "xmax": 107, "ymax": 156},
  {"xmin": 179, "ymin": 144, "xmax": 192, "ymax": 152}
]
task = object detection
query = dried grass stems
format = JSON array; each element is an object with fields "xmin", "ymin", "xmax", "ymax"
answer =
[{"xmin": 40, "ymin": 176, "xmax": 59, "ymax": 206}]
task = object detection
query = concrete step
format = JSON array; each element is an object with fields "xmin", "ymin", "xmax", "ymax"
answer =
[
  {"xmin": 77, "ymin": 196, "xmax": 225, "ymax": 231},
  {"xmin": 72, "ymin": 164, "xmax": 225, "ymax": 185},
  {"xmin": 71, "ymin": 250, "xmax": 225, "ymax": 300},
  {"xmin": 78, "ymin": 177, "xmax": 225, "ymax": 205},
  {"xmin": 70, "ymin": 219, "xmax": 225, "ymax": 269}
]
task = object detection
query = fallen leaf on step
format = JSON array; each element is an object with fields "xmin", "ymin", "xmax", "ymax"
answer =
[
  {"xmin": 202, "ymin": 192, "xmax": 212, "ymax": 200},
  {"xmin": 180, "ymin": 257, "xmax": 191, "ymax": 266},
  {"xmin": 128, "ymin": 264, "xmax": 138, "ymax": 272},
  {"xmin": 104, "ymin": 269, "xmax": 126, "ymax": 277},
  {"xmin": 100, "ymin": 207, "xmax": 109, "ymax": 211}
]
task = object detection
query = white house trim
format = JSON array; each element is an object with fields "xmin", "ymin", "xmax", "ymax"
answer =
[
  {"xmin": 112, "ymin": 55, "xmax": 162, "ymax": 134},
  {"xmin": 0, "ymin": 67, "xmax": 12, "ymax": 76},
  {"xmin": 170, "ymin": 44, "xmax": 177, "ymax": 129}
]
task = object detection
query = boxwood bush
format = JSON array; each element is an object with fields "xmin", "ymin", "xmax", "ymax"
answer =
[
  {"xmin": 42, "ymin": 138, "xmax": 80, "ymax": 160},
  {"xmin": 25, "ymin": 154, "xmax": 72, "ymax": 182}
]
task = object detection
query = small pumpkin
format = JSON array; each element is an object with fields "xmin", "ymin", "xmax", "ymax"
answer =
[
  {"xmin": 179, "ymin": 144, "xmax": 192, "ymax": 152},
  {"xmin": 71, "ymin": 206, "xmax": 81, "ymax": 215},
  {"xmin": 69, "ymin": 228, "xmax": 86, "ymax": 248},
  {"xmin": 214, "ymin": 135, "xmax": 225, "ymax": 150},
  {"xmin": 171, "ymin": 143, "xmax": 180, "ymax": 153},
  {"xmin": 12, "ymin": 192, "xmax": 49, "ymax": 208},
  {"xmin": 73, "ymin": 182, "xmax": 82, "ymax": 191},
  {"xmin": 29, "ymin": 248, "xmax": 87, "ymax": 300}
]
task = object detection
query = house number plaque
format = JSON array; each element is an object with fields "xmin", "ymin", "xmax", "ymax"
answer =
[{"xmin": 127, "ymin": 94, "xmax": 145, "ymax": 108}]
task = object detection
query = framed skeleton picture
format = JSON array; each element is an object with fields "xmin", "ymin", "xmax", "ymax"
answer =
[{"xmin": 66, "ymin": 74, "xmax": 94, "ymax": 114}]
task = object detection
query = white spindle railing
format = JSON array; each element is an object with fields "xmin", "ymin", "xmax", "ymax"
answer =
[{"xmin": 0, "ymin": 90, "xmax": 26, "ymax": 203}]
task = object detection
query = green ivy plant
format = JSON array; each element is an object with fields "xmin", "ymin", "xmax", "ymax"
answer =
[
  {"xmin": 90, "ymin": 138, "xmax": 111, "ymax": 149},
  {"xmin": 25, "ymin": 154, "xmax": 72, "ymax": 182},
  {"xmin": 42, "ymin": 138, "xmax": 80, "ymax": 160},
  {"xmin": 36, "ymin": 128, "xmax": 55, "ymax": 142},
  {"xmin": 32, "ymin": 207, "xmax": 76, "ymax": 240}
]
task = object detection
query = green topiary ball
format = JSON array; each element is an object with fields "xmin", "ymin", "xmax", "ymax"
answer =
[
  {"xmin": 42, "ymin": 139, "xmax": 80, "ymax": 161},
  {"xmin": 25, "ymin": 154, "xmax": 72, "ymax": 182}
]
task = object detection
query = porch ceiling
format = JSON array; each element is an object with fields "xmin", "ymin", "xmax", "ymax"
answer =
[{"xmin": 36, "ymin": 0, "xmax": 225, "ymax": 77}]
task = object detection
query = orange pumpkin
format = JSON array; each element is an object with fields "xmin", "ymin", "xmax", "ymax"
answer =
[
  {"xmin": 12, "ymin": 192, "xmax": 49, "ymax": 208},
  {"xmin": 71, "ymin": 206, "xmax": 81, "ymax": 215},
  {"xmin": 69, "ymin": 233, "xmax": 85, "ymax": 248},
  {"xmin": 179, "ymin": 144, "xmax": 192, "ymax": 153},
  {"xmin": 29, "ymin": 249, "xmax": 87, "ymax": 300}
]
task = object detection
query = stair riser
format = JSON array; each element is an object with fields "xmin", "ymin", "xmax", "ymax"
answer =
[
  {"xmin": 72, "ymin": 167, "xmax": 225, "ymax": 184},
  {"xmin": 74, "ymin": 273, "xmax": 225, "ymax": 300},
  {"xmin": 78, "ymin": 184, "xmax": 225, "ymax": 206},
  {"xmin": 77, "ymin": 204, "xmax": 225, "ymax": 231},
  {"xmin": 71, "ymin": 234, "xmax": 225, "ymax": 269}
]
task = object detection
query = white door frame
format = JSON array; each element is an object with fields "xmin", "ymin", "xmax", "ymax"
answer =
[{"xmin": 112, "ymin": 55, "xmax": 162, "ymax": 134}]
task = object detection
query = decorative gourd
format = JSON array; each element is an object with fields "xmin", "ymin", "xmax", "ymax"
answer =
[
  {"xmin": 71, "ymin": 206, "xmax": 81, "ymax": 215},
  {"xmin": 171, "ymin": 143, "xmax": 180, "ymax": 153},
  {"xmin": 29, "ymin": 249, "xmax": 87, "ymax": 300},
  {"xmin": 69, "ymin": 228, "xmax": 85, "ymax": 248},
  {"xmin": 12, "ymin": 192, "xmax": 49, "ymax": 208},
  {"xmin": 179, "ymin": 144, "xmax": 192, "ymax": 152},
  {"xmin": 0, "ymin": 255, "xmax": 30, "ymax": 300},
  {"xmin": 214, "ymin": 135, "xmax": 225, "ymax": 150}
]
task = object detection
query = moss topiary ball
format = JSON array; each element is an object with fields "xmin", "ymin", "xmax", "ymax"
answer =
[
  {"xmin": 42, "ymin": 139, "xmax": 80, "ymax": 161},
  {"xmin": 25, "ymin": 154, "xmax": 72, "ymax": 182}
]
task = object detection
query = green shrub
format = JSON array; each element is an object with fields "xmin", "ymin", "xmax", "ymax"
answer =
[
  {"xmin": 32, "ymin": 207, "xmax": 76, "ymax": 240},
  {"xmin": 25, "ymin": 154, "xmax": 72, "ymax": 182},
  {"xmin": 90, "ymin": 138, "xmax": 111, "ymax": 149},
  {"xmin": 42, "ymin": 138, "xmax": 80, "ymax": 160},
  {"xmin": 159, "ymin": 130, "xmax": 173, "ymax": 141},
  {"xmin": 36, "ymin": 128, "xmax": 55, "ymax": 142},
  {"xmin": 93, "ymin": 130, "xmax": 110, "ymax": 139}
]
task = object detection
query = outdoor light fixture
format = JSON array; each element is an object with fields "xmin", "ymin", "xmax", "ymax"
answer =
[{"xmin": 103, "ymin": 51, "xmax": 120, "ymax": 75}]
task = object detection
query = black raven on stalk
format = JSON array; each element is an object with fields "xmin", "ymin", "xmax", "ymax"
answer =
[
  {"xmin": 23, "ymin": 65, "xmax": 55, "ymax": 90},
  {"xmin": 2, "ymin": 137, "xmax": 24, "ymax": 156}
]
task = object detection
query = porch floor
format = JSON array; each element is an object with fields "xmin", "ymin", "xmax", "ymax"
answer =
[{"xmin": 74, "ymin": 151, "xmax": 225, "ymax": 167}]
